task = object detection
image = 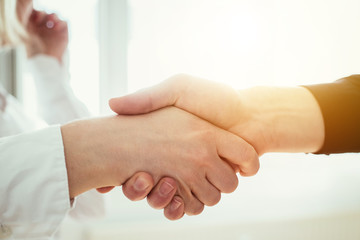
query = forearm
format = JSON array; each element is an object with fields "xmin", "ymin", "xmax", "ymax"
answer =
[
  {"xmin": 61, "ymin": 117, "xmax": 127, "ymax": 199},
  {"xmin": 237, "ymin": 86, "xmax": 325, "ymax": 155},
  {"xmin": 61, "ymin": 121, "xmax": 94, "ymax": 199}
]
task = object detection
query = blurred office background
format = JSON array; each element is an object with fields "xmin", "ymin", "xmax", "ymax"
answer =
[{"xmin": 5, "ymin": 0, "xmax": 360, "ymax": 239}]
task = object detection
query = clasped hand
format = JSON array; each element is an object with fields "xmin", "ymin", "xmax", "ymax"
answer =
[{"xmin": 100, "ymin": 74, "xmax": 261, "ymax": 220}]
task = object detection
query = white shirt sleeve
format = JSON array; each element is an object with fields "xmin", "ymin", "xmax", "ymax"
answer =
[
  {"xmin": 27, "ymin": 54, "xmax": 91, "ymax": 125},
  {"xmin": 27, "ymin": 54, "xmax": 105, "ymax": 221},
  {"xmin": 0, "ymin": 126, "xmax": 71, "ymax": 239}
]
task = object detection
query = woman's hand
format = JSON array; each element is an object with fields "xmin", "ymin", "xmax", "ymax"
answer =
[
  {"xmin": 25, "ymin": 10, "xmax": 68, "ymax": 63},
  {"xmin": 61, "ymin": 107, "xmax": 258, "ymax": 218}
]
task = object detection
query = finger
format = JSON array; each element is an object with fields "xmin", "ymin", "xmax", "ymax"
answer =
[
  {"xmin": 175, "ymin": 183, "xmax": 205, "ymax": 216},
  {"xmin": 52, "ymin": 20, "xmax": 68, "ymax": 33},
  {"xmin": 191, "ymin": 178, "xmax": 221, "ymax": 207},
  {"xmin": 147, "ymin": 177, "xmax": 177, "ymax": 209},
  {"xmin": 96, "ymin": 186, "xmax": 115, "ymax": 194},
  {"xmin": 164, "ymin": 196, "xmax": 185, "ymax": 220},
  {"xmin": 36, "ymin": 11, "xmax": 48, "ymax": 26},
  {"xmin": 205, "ymin": 155, "xmax": 239, "ymax": 194},
  {"xmin": 122, "ymin": 172, "xmax": 154, "ymax": 201},
  {"xmin": 109, "ymin": 79, "xmax": 179, "ymax": 115},
  {"xmin": 184, "ymin": 196, "xmax": 204, "ymax": 216},
  {"xmin": 43, "ymin": 13, "xmax": 61, "ymax": 30},
  {"xmin": 47, "ymin": 13, "xmax": 60, "ymax": 22},
  {"xmin": 28, "ymin": 10, "xmax": 38, "ymax": 24},
  {"xmin": 28, "ymin": 10, "xmax": 45, "ymax": 26},
  {"xmin": 27, "ymin": 10, "xmax": 41, "ymax": 31},
  {"xmin": 216, "ymin": 128, "xmax": 260, "ymax": 177},
  {"xmin": 148, "ymin": 177, "xmax": 203, "ymax": 215},
  {"xmin": 46, "ymin": 13, "xmax": 68, "ymax": 31}
]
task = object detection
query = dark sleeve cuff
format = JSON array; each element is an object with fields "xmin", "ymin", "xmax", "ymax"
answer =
[{"xmin": 302, "ymin": 75, "xmax": 360, "ymax": 154}]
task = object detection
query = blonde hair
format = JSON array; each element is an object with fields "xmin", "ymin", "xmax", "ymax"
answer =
[{"xmin": 0, "ymin": 0, "xmax": 27, "ymax": 46}]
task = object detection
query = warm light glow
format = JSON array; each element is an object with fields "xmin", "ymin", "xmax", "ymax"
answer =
[{"xmin": 128, "ymin": 0, "xmax": 360, "ymax": 91}]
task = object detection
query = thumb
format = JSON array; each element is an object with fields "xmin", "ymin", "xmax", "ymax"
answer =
[
  {"xmin": 215, "ymin": 128, "xmax": 260, "ymax": 177},
  {"xmin": 109, "ymin": 81, "xmax": 179, "ymax": 115}
]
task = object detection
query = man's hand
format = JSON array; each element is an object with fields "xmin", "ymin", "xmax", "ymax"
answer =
[
  {"xmin": 25, "ymin": 10, "xmax": 68, "ymax": 63},
  {"xmin": 109, "ymin": 74, "xmax": 265, "ymax": 158},
  {"xmin": 109, "ymin": 74, "xmax": 324, "ymax": 155},
  {"xmin": 109, "ymin": 74, "xmax": 325, "ymax": 218},
  {"xmin": 108, "ymin": 75, "xmax": 262, "ymax": 220}
]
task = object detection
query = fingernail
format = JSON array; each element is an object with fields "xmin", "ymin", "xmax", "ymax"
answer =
[
  {"xmin": 133, "ymin": 176, "xmax": 150, "ymax": 191},
  {"xmin": 159, "ymin": 181, "xmax": 174, "ymax": 196},
  {"xmin": 171, "ymin": 198, "xmax": 182, "ymax": 211}
]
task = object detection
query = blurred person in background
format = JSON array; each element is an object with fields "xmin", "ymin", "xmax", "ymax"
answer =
[{"xmin": 1, "ymin": 0, "xmax": 106, "ymax": 225}]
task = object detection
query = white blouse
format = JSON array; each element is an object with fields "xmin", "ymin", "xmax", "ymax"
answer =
[{"xmin": 0, "ymin": 55, "xmax": 104, "ymax": 240}]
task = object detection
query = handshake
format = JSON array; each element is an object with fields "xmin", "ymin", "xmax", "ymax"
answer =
[{"xmin": 61, "ymin": 74, "xmax": 325, "ymax": 220}]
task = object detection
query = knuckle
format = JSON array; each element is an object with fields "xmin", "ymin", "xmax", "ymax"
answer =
[
  {"xmin": 242, "ymin": 160, "xmax": 260, "ymax": 176},
  {"xmin": 189, "ymin": 146, "xmax": 213, "ymax": 168},
  {"xmin": 239, "ymin": 146, "xmax": 260, "ymax": 176},
  {"xmin": 206, "ymin": 192, "xmax": 221, "ymax": 207},
  {"xmin": 223, "ymin": 173, "xmax": 239, "ymax": 193},
  {"xmin": 187, "ymin": 203, "xmax": 204, "ymax": 216},
  {"xmin": 166, "ymin": 73, "xmax": 192, "ymax": 91},
  {"xmin": 240, "ymin": 152, "xmax": 260, "ymax": 176},
  {"xmin": 197, "ymin": 149, "xmax": 212, "ymax": 164}
]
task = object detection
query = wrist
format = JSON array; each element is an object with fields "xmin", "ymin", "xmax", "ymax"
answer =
[
  {"xmin": 61, "ymin": 118, "xmax": 126, "ymax": 198},
  {"xmin": 237, "ymin": 86, "xmax": 325, "ymax": 154},
  {"xmin": 61, "ymin": 120, "xmax": 95, "ymax": 198},
  {"xmin": 235, "ymin": 87, "xmax": 270, "ymax": 155}
]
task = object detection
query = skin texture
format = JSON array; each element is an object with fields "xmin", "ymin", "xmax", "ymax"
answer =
[
  {"xmin": 110, "ymin": 73, "xmax": 325, "ymax": 218},
  {"xmin": 61, "ymin": 107, "xmax": 258, "ymax": 216}
]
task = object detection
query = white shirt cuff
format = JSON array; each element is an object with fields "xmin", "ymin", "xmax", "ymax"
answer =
[{"xmin": 0, "ymin": 126, "xmax": 72, "ymax": 239}]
